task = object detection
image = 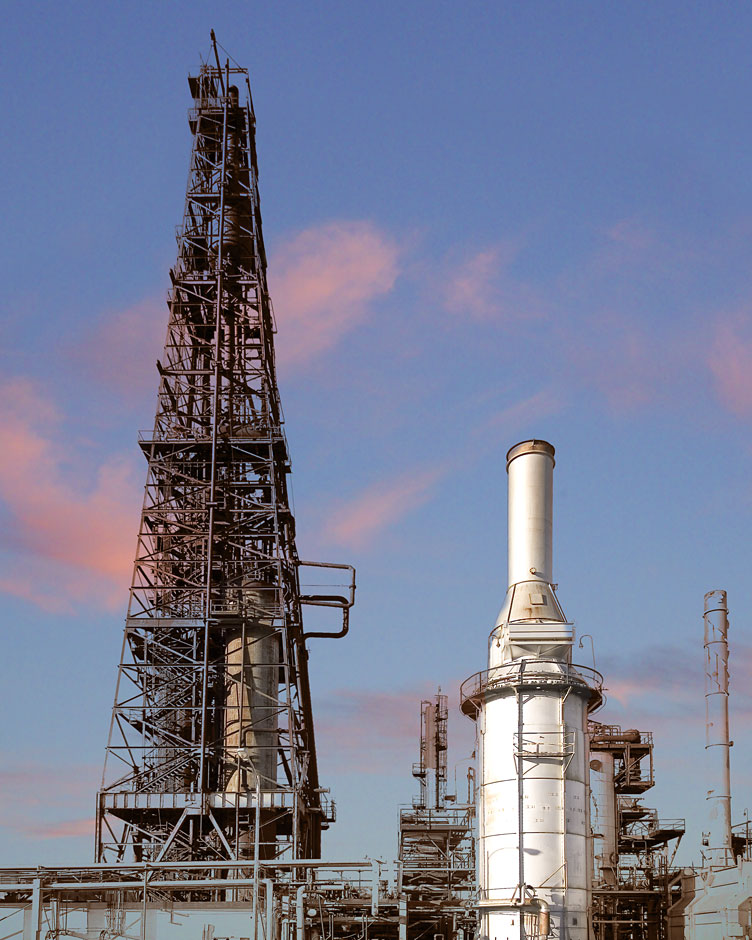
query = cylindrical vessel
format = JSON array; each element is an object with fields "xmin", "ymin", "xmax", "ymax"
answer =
[
  {"xmin": 478, "ymin": 669, "xmax": 590, "ymax": 939},
  {"xmin": 590, "ymin": 751, "xmax": 617, "ymax": 887},
  {"xmin": 506, "ymin": 440, "xmax": 555, "ymax": 587},
  {"xmin": 225, "ymin": 583, "xmax": 278, "ymax": 792},
  {"xmin": 471, "ymin": 441, "xmax": 595, "ymax": 940},
  {"xmin": 704, "ymin": 589, "xmax": 733, "ymax": 866}
]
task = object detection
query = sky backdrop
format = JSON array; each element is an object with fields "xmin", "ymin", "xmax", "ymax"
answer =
[{"xmin": 3, "ymin": 1, "xmax": 752, "ymax": 867}]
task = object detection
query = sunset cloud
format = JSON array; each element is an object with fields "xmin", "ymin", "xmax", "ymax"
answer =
[
  {"xmin": 601, "ymin": 217, "xmax": 659, "ymax": 268},
  {"xmin": 72, "ymin": 220, "xmax": 401, "ymax": 401},
  {"xmin": 74, "ymin": 297, "xmax": 165, "ymax": 403},
  {"xmin": 0, "ymin": 757, "xmax": 98, "ymax": 842},
  {"xmin": 484, "ymin": 388, "xmax": 566, "ymax": 432},
  {"xmin": 443, "ymin": 243, "xmax": 545, "ymax": 321},
  {"xmin": 595, "ymin": 641, "xmax": 752, "ymax": 734},
  {"xmin": 316, "ymin": 684, "xmax": 473, "ymax": 774},
  {"xmin": 0, "ymin": 378, "xmax": 141, "ymax": 611},
  {"xmin": 270, "ymin": 220, "xmax": 400, "ymax": 367},
  {"xmin": 574, "ymin": 314, "xmax": 658, "ymax": 410},
  {"xmin": 28, "ymin": 818, "xmax": 94, "ymax": 839},
  {"xmin": 562, "ymin": 311, "xmax": 695, "ymax": 413},
  {"xmin": 324, "ymin": 465, "xmax": 445, "ymax": 548},
  {"xmin": 708, "ymin": 315, "xmax": 752, "ymax": 417}
]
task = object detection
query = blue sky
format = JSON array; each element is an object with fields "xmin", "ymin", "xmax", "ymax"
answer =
[{"xmin": 2, "ymin": 1, "xmax": 752, "ymax": 866}]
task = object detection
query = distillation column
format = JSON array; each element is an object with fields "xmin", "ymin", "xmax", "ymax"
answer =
[
  {"xmin": 462, "ymin": 441, "xmax": 601, "ymax": 940},
  {"xmin": 589, "ymin": 749, "xmax": 617, "ymax": 888},
  {"xmin": 704, "ymin": 589, "xmax": 733, "ymax": 867}
]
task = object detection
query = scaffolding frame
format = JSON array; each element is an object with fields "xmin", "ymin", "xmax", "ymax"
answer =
[
  {"xmin": 590, "ymin": 721, "xmax": 685, "ymax": 940},
  {"xmin": 97, "ymin": 39, "xmax": 348, "ymax": 870},
  {"xmin": 399, "ymin": 692, "xmax": 476, "ymax": 940}
]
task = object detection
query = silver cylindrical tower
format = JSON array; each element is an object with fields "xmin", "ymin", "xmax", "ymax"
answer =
[
  {"xmin": 462, "ymin": 441, "xmax": 601, "ymax": 940},
  {"xmin": 506, "ymin": 439, "xmax": 554, "ymax": 587},
  {"xmin": 704, "ymin": 589, "xmax": 733, "ymax": 867}
]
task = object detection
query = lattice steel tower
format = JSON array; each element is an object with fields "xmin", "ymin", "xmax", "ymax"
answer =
[{"xmin": 97, "ymin": 36, "xmax": 354, "ymax": 866}]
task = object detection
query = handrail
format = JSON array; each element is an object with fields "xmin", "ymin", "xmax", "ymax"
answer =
[{"xmin": 460, "ymin": 659, "xmax": 604, "ymax": 716}]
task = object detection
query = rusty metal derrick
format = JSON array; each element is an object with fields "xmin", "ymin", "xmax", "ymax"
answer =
[{"xmin": 97, "ymin": 42, "xmax": 352, "ymax": 869}]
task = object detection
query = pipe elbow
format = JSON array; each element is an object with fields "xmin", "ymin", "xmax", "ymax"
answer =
[{"xmin": 536, "ymin": 898, "xmax": 550, "ymax": 937}]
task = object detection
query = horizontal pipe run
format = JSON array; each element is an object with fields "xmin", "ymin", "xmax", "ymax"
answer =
[{"xmin": 0, "ymin": 858, "xmax": 375, "ymax": 872}]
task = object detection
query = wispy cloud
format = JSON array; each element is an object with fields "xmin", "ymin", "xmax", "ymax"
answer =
[
  {"xmin": 316, "ymin": 684, "xmax": 474, "ymax": 774},
  {"xmin": 597, "ymin": 640, "xmax": 752, "ymax": 746},
  {"xmin": 26, "ymin": 818, "xmax": 94, "ymax": 840},
  {"xmin": 600, "ymin": 217, "xmax": 661, "ymax": 271},
  {"xmin": 0, "ymin": 757, "xmax": 99, "ymax": 841},
  {"xmin": 270, "ymin": 220, "xmax": 400, "ymax": 367},
  {"xmin": 324, "ymin": 465, "xmax": 446, "ymax": 549},
  {"xmin": 571, "ymin": 215, "xmax": 697, "ymax": 286},
  {"xmin": 559, "ymin": 310, "xmax": 702, "ymax": 413},
  {"xmin": 569, "ymin": 313, "xmax": 660, "ymax": 410},
  {"xmin": 436, "ymin": 224, "xmax": 706, "ymax": 417},
  {"xmin": 0, "ymin": 378, "xmax": 140, "ymax": 611},
  {"xmin": 73, "ymin": 297, "xmax": 165, "ymax": 404},
  {"xmin": 70, "ymin": 220, "xmax": 401, "ymax": 402},
  {"xmin": 708, "ymin": 314, "xmax": 752, "ymax": 417},
  {"xmin": 600, "ymin": 642, "xmax": 700, "ymax": 706},
  {"xmin": 443, "ymin": 243, "xmax": 546, "ymax": 321},
  {"xmin": 484, "ymin": 388, "xmax": 566, "ymax": 432}
]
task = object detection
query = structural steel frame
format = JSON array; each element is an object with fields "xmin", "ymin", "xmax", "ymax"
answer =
[{"xmin": 97, "ymin": 39, "xmax": 347, "ymax": 869}]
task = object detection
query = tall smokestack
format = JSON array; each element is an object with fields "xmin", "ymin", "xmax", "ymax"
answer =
[
  {"xmin": 462, "ymin": 441, "xmax": 601, "ymax": 940},
  {"xmin": 704, "ymin": 589, "xmax": 733, "ymax": 866}
]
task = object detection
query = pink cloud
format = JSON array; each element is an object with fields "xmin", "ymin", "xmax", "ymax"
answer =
[
  {"xmin": 0, "ymin": 764, "xmax": 97, "ymax": 804},
  {"xmin": 73, "ymin": 222, "xmax": 400, "ymax": 389},
  {"xmin": 582, "ymin": 315, "xmax": 657, "ymax": 409},
  {"xmin": 597, "ymin": 642, "xmax": 719, "ymax": 746},
  {"xmin": 598, "ymin": 639, "xmax": 752, "ymax": 742},
  {"xmin": 27, "ymin": 818, "xmax": 94, "ymax": 840},
  {"xmin": 324, "ymin": 466, "xmax": 445, "ymax": 548},
  {"xmin": 604, "ymin": 676, "xmax": 664, "ymax": 710},
  {"xmin": 484, "ymin": 389, "xmax": 566, "ymax": 432},
  {"xmin": 0, "ymin": 758, "xmax": 99, "ymax": 842},
  {"xmin": 316, "ymin": 684, "xmax": 474, "ymax": 774},
  {"xmin": 588, "ymin": 216, "xmax": 696, "ymax": 280},
  {"xmin": 0, "ymin": 378, "xmax": 141, "ymax": 611},
  {"xmin": 269, "ymin": 220, "xmax": 400, "ymax": 368},
  {"xmin": 604, "ymin": 217, "xmax": 657, "ymax": 257},
  {"xmin": 74, "ymin": 297, "xmax": 165, "ymax": 401},
  {"xmin": 563, "ymin": 312, "xmax": 694, "ymax": 412},
  {"xmin": 443, "ymin": 244, "xmax": 546, "ymax": 321},
  {"xmin": 708, "ymin": 315, "xmax": 752, "ymax": 416}
]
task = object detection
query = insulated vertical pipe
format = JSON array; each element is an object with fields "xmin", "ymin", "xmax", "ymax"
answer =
[
  {"xmin": 296, "ymin": 886, "xmax": 305, "ymax": 940},
  {"xmin": 225, "ymin": 588, "xmax": 278, "ymax": 793},
  {"xmin": 262, "ymin": 878, "xmax": 275, "ymax": 940},
  {"xmin": 704, "ymin": 589, "xmax": 733, "ymax": 866},
  {"xmin": 506, "ymin": 441, "xmax": 555, "ymax": 587},
  {"xmin": 590, "ymin": 752, "xmax": 617, "ymax": 887}
]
